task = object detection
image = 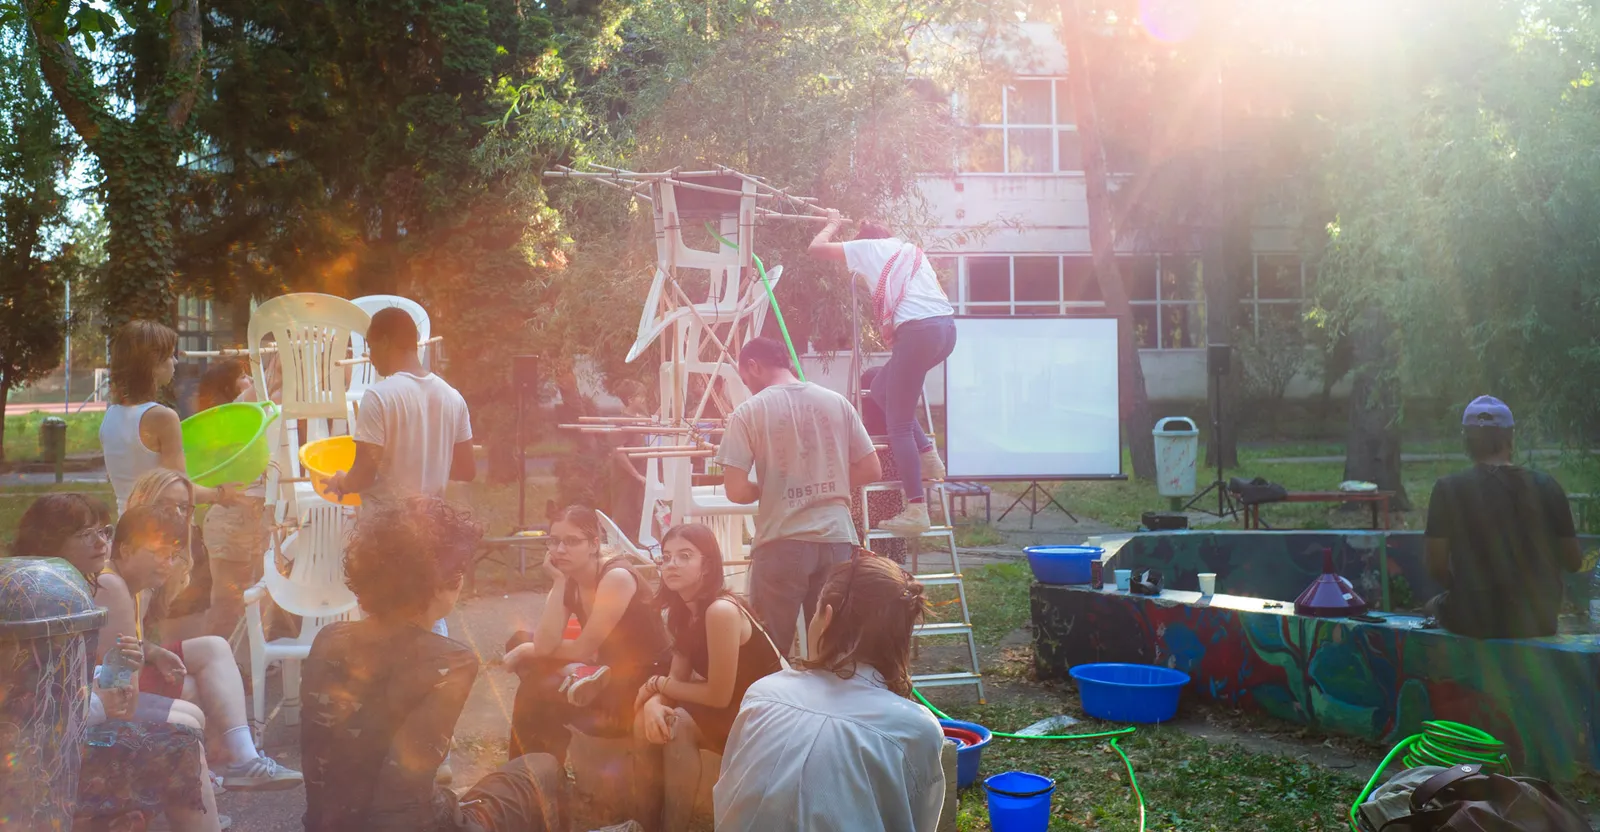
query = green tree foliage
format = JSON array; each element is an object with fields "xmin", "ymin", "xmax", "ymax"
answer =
[
  {"xmin": 1319, "ymin": 0, "xmax": 1600, "ymax": 445},
  {"xmin": 9, "ymin": 0, "xmax": 205, "ymax": 327},
  {"xmin": 0, "ymin": 34, "xmax": 76, "ymax": 461}
]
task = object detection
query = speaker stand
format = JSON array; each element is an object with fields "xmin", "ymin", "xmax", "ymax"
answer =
[{"xmin": 997, "ymin": 481, "xmax": 1078, "ymax": 530}]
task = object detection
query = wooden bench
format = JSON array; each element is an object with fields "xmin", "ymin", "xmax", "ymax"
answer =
[
  {"xmin": 1242, "ymin": 490, "xmax": 1393, "ymax": 531},
  {"xmin": 943, "ymin": 481, "xmax": 993, "ymax": 525}
]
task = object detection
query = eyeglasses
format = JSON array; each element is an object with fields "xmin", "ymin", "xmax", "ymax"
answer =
[
  {"xmin": 157, "ymin": 501, "xmax": 195, "ymax": 518},
  {"xmin": 657, "ymin": 549, "xmax": 700, "ymax": 568},
  {"xmin": 549, "ymin": 535, "xmax": 593, "ymax": 551},
  {"xmin": 74, "ymin": 525, "xmax": 115, "ymax": 543}
]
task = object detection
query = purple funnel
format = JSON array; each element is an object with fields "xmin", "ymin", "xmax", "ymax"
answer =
[{"xmin": 1294, "ymin": 548, "xmax": 1367, "ymax": 618}]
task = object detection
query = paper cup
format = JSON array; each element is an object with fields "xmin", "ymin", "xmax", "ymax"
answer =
[
  {"xmin": 1114, "ymin": 569, "xmax": 1132, "ymax": 592},
  {"xmin": 1198, "ymin": 573, "xmax": 1217, "ymax": 596}
]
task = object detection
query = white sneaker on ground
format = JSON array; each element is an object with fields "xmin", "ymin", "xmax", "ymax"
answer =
[
  {"xmin": 920, "ymin": 449, "xmax": 946, "ymax": 482},
  {"xmin": 216, "ymin": 754, "xmax": 303, "ymax": 791},
  {"xmin": 559, "ymin": 664, "xmax": 611, "ymax": 707},
  {"xmin": 880, "ymin": 502, "xmax": 931, "ymax": 538}
]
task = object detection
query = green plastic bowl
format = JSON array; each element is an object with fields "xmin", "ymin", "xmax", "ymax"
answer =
[{"xmin": 180, "ymin": 402, "xmax": 279, "ymax": 488}]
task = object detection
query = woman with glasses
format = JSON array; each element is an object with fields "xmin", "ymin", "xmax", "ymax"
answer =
[
  {"xmin": 714, "ymin": 552, "xmax": 946, "ymax": 832},
  {"xmin": 503, "ymin": 505, "xmax": 668, "ymax": 763},
  {"xmin": 633, "ymin": 523, "xmax": 783, "ymax": 831},
  {"xmin": 8, "ymin": 494, "xmax": 227, "ymax": 831},
  {"xmin": 96, "ymin": 503, "xmax": 303, "ymax": 792}
]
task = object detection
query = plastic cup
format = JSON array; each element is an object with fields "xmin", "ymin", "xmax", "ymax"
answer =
[
  {"xmin": 1114, "ymin": 569, "xmax": 1132, "ymax": 592},
  {"xmin": 984, "ymin": 771, "xmax": 1055, "ymax": 832},
  {"xmin": 1198, "ymin": 573, "xmax": 1217, "ymax": 595}
]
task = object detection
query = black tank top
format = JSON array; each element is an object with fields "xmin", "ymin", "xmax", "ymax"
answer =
[
  {"xmin": 682, "ymin": 599, "xmax": 784, "ymax": 708},
  {"xmin": 564, "ymin": 557, "xmax": 668, "ymax": 674}
]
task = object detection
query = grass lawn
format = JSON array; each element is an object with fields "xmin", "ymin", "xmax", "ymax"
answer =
[
  {"xmin": 942, "ymin": 698, "xmax": 1361, "ymax": 831},
  {"xmin": 3, "ymin": 411, "xmax": 105, "ymax": 462},
  {"xmin": 1055, "ymin": 446, "xmax": 1599, "ymax": 533}
]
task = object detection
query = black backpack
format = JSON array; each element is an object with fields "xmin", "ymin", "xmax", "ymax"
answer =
[{"xmin": 1359, "ymin": 764, "xmax": 1591, "ymax": 832}]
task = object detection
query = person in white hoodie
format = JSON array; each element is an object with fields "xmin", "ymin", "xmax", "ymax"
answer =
[{"xmin": 714, "ymin": 552, "xmax": 946, "ymax": 832}]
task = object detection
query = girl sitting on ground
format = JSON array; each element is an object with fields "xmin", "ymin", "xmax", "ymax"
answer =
[
  {"xmin": 714, "ymin": 552, "xmax": 947, "ymax": 832},
  {"xmin": 633, "ymin": 523, "xmax": 783, "ymax": 831},
  {"xmin": 504, "ymin": 505, "xmax": 668, "ymax": 763},
  {"xmin": 9, "ymin": 493, "xmax": 225, "ymax": 831},
  {"xmin": 96, "ymin": 502, "xmax": 303, "ymax": 792}
]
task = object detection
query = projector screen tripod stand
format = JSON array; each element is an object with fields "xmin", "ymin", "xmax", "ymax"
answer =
[{"xmin": 1182, "ymin": 344, "xmax": 1239, "ymax": 519}]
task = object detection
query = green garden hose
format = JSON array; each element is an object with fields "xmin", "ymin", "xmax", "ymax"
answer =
[
  {"xmin": 704, "ymin": 223, "xmax": 805, "ymax": 381},
  {"xmin": 914, "ymin": 688, "xmax": 1148, "ymax": 832},
  {"xmin": 1347, "ymin": 720, "xmax": 1511, "ymax": 831}
]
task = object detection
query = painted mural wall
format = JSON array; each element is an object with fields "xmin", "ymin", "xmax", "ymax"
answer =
[{"xmin": 1032, "ymin": 585, "xmax": 1600, "ymax": 780}]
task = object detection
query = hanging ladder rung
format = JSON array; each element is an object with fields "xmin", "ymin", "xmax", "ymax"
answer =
[
  {"xmin": 912, "ymin": 671, "xmax": 984, "ymax": 687},
  {"xmin": 914, "ymin": 622, "xmax": 974, "ymax": 638},
  {"xmin": 865, "ymin": 526, "xmax": 956, "ymax": 541},
  {"xmin": 915, "ymin": 572, "xmax": 963, "ymax": 585}
]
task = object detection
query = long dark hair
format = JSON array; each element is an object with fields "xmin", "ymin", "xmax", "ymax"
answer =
[
  {"xmin": 197, "ymin": 357, "xmax": 249, "ymax": 411},
  {"xmin": 655, "ymin": 523, "xmax": 751, "ymax": 646},
  {"xmin": 797, "ymin": 552, "xmax": 926, "ymax": 697}
]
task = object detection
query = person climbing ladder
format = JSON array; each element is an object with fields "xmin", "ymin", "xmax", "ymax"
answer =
[{"xmin": 808, "ymin": 209, "xmax": 955, "ymax": 537}]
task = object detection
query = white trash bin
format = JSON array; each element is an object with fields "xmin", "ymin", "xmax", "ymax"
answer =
[{"xmin": 1153, "ymin": 417, "xmax": 1200, "ymax": 498}]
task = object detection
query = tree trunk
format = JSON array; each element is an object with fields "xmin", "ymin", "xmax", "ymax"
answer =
[
  {"xmin": 1061, "ymin": 0, "xmax": 1157, "ymax": 480},
  {"xmin": 99, "ymin": 143, "xmax": 180, "ymax": 327},
  {"xmin": 1343, "ymin": 307, "xmax": 1411, "ymax": 510},
  {"xmin": 0, "ymin": 384, "xmax": 8, "ymax": 464}
]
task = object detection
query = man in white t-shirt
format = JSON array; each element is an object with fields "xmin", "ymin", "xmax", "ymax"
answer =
[
  {"xmin": 716, "ymin": 337, "xmax": 881, "ymax": 654},
  {"xmin": 809, "ymin": 210, "xmax": 956, "ymax": 536},
  {"xmin": 328, "ymin": 307, "xmax": 474, "ymax": 507}
]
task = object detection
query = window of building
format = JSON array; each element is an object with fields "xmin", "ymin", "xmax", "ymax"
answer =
[
  {"xmin": 961, "ymin": 77, "xmax": 1079, "ymax": 174},
  {"xmin": 1242, "ymin": 254, "xmax": 1312, "ymax": 336}
]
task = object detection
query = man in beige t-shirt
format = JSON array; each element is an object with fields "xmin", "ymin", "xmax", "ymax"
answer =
[{"xmin": 717, "ymin": 337, "xmax": 881, "ymax": 654}]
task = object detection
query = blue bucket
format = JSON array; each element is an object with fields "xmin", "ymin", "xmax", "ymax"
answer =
[
  {"xmin": 1070, "ymin": 662, "xmax": 1190, "ymax": 723},
  {"xmin": 938, "ymin": 718, "xmax": 993, "ymax": 788},
  {"xmin": 1024, "ymin": 545, "xmax": 1103, "ymax": 585},
  {"xmin": 984, "ymin": 771, "xmax": 1055, "ymax": 832}
]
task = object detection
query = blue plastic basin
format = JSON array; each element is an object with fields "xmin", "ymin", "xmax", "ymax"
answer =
[
  {"xmin": 1069, "ymin": 662, "xmax": 1190, "ymax": 723},
  {"xmin": 939, "ymin": 718, "xmax": 993, "ymax": 788},
  {"xmin": 1024, "ymin": 545, "xmax": 1103, "ymax": 585}
]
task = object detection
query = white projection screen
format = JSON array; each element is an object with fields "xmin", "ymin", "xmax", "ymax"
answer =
[{"xmin": 944, "ymin": 317, "xmax": 1122, "ymax": 480}]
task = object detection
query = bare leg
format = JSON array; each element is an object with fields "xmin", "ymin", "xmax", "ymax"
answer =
[
  {"xmin": 207, "ymin": 559, "xmax": 255, "ymax": 639},
  {"xmin": 164, "ymin": 747, "xmax": 223, "ymax": 832},
  {"xmin": 179, "ymin": 635, "xmax": 253, "ymax": 763},
  {"xmin": 662, "ymin": 708, "xmax": 704, "ymax": 832}
]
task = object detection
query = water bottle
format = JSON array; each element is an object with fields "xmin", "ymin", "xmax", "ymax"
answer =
[{"xmin": 96, "ymin": 644, "xmax": 135, "ymax": 691}]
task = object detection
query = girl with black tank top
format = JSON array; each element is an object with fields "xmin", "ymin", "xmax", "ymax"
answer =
[
  {"xmin": 634, "ymin": 523, "xmax": 784, "ymax": 831},
  {"xmin": 504, "ymin": 505, "xmax": 668, "ymax": 763}
]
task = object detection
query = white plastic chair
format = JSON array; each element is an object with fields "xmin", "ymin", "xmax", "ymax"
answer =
[
  {"xmin": 242, "ymin": 502, "xmax": 360, "ymax": 730},
  {"xmin": 247, "ymin": 293, "xmax": 370, "ymax": 524},
  {"xmin": 348, "ymin": 295, "xmax": 432, "ymax": 408}
]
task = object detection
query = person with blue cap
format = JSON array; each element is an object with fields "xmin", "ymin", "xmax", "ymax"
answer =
[{"xmin": 1424, "ymin": 396, "xmax": 1582, "ymax": 638}]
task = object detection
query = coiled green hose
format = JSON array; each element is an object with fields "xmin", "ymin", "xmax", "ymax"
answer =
[{"xmin": 1348, "ymin": 720, "xmax": 1511, "ymax": 831}]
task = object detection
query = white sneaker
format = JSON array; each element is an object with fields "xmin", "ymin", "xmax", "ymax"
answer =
[
  {"xmin": 216, "ymin": 754, "xmax": 303, "ymax": 791},
  {"xmin": 880, "ymin": 503, "xmax": 931, "ymax": 538},
  {"xmin": 920, "ymin": 449, "xmax": 946, "ymax": 482}
]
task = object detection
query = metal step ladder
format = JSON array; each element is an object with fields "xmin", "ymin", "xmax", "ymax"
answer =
[{"xmin": 860, "ymin": 478, "xmax": 985, "ymax": 702}]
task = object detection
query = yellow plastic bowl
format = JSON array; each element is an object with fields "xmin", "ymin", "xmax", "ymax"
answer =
[{"xmin": 299, "ymin": 435, "xmax": 361, "ymax": 507}]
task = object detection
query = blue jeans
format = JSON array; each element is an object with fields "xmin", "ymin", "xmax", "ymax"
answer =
[
  {"xmin": 749, "ymin": 539, "xmax": 854, "ymax": 656},
  {"xmin": 872, "ymin": 315, "xmax": 957, "ymax": 502}
]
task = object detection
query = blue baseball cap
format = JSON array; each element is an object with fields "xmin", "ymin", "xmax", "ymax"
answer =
[{"xmin": 1462, "ymin": 396, "xmax": 1514, "ymax": 429}]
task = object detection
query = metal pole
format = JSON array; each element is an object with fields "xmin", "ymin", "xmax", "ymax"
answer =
[{"xmin": 63, "ymin": 282, "xmax": 70, "ymax": 415}]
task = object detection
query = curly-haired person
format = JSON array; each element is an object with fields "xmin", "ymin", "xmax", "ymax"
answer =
[{"xmin": 299, "ymin": 495, "xmax": 641, "ymax": 832}]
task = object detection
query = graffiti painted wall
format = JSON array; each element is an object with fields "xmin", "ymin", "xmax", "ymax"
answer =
[
  {"xmin": 1032, "ymin": 585, "xmax": 1600, "ymax": 780},
  {"xmin": 1097, "ymin": 531, "xmax": 1600, "ymax": 612}
]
